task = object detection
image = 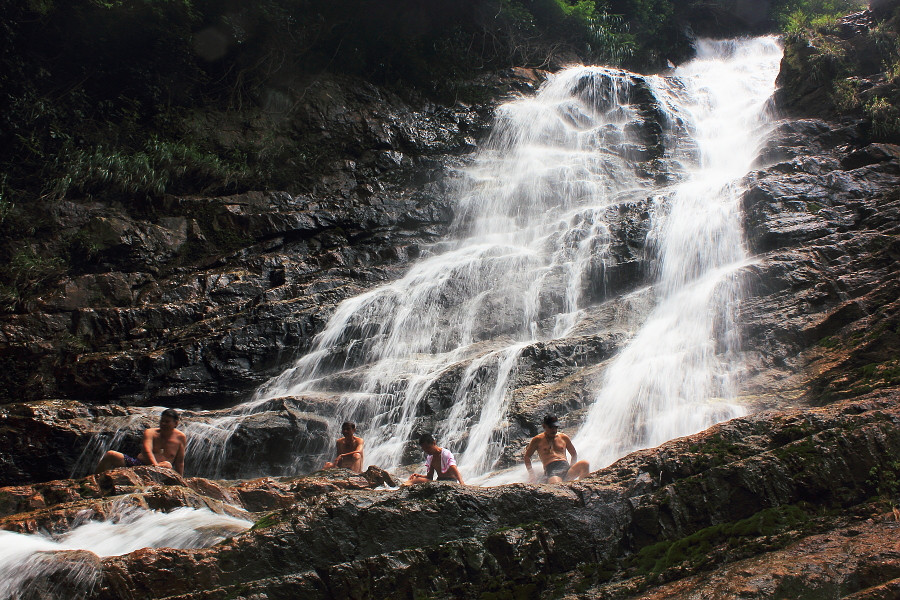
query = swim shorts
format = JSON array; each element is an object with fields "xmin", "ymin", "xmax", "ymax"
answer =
[
  {"xmin": 122, "ymin": 453, "xmax": 145, "ymax": 467},
  {"xmin": 544, "ymin": 460, "xmax": 570, "ymax": 480}
]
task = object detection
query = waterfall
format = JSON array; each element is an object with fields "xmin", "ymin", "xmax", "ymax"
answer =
[
  {"xmin": 253, "ymin": 62, "xmax": 656, "ymax": 475},
  {"xmin": 574, "ymin": 37, "xmax": 782, "ymax": 468},
  {"xmin": 69, "ymin": 36, "xmax": 781, "ymax": 483},
  {"xmin": 245, "ymin": 36, "xmax": 784, "ymax": 481}
]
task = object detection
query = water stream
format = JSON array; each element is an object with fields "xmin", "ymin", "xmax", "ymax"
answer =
[
  {"xmin": 78, "ymin": 37, "xmax": 783, "ymax": 484},
  {"xmin": 0, "ymin": 504, "xmax": 250, "ymax": 599},
  {"xmin": 3, "ymin": 37, "xmax": 784, "ymax": 596}
]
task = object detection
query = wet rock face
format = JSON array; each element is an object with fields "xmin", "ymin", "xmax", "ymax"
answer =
[
  {"xmin": 0, "ymin": 466, "xmax": 396, "ymax": 600},
  {"xmin": 0, "ymin": 69, "xmax": 541, "ymax": 408},
  {"xmin": 738, "ymin": 117, "xmax": 900, "ymax": 403}
]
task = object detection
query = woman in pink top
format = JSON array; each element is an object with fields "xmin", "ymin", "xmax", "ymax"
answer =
[{"xmin": 404, "ymin": 433, "xmax": 465, "ymax": 485}]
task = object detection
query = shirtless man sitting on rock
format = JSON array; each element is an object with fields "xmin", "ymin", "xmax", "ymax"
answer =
[
  {"xmin": 323, "ymin": 421, "xmax": 365, "ymax": 473},
  {"xmin": 524, "ymin": 414, "xmax": 590, "ymax": 483},
  {"xmin": 95, "ymin": 409, "xmax": 187, "ymax": 476}
]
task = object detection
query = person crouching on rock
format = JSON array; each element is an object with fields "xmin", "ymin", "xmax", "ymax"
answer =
[
  {"xmin": 524, "ymin": 414, "xmax": 590, "ymax": 483},
  {"xmin": 95, "ymin": 408, "xmax": 187, "ymax": 475},
  {"xmin": 324, "ymin": 421, "xmax": 365, "ymax": 473},
  {"xmin": 405, "ymin": 433, "xmax": 465, "ymax": 485}
]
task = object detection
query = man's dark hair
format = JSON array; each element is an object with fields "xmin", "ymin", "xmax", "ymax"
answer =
[
  {"xmin": 161, "ymin": 408, "xmax": 180, "ymax": 422},
  {"xmin": 341, "ymin": 421, "xmax": 356, "ymax": 430},
  {"xmin": 542, "ymin": 414, "xmax": 560, "ymax": 428},
  {"xmin": 418, "ymin": 433, "xmax": 435, "ymax": 446}
]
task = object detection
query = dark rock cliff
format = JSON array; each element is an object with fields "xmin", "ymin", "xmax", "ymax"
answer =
[
  {"xmin": 0, "ymin": 69, "xmax": 545, "ymax": 410},
  {"xmin": 1, "ymin": 4, "xmax": 900, "ymax": 599}
]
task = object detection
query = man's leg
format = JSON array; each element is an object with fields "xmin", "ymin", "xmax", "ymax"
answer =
[
  {"xmin": 443, "ymin": 465, "xmax": 464, "ymax": 485},
  {"xmin": 346, "ymin": 453, "xmax": 363, "ymax": 473},
  {"xmin": 566, "ymin": 460, "xmax": 590, "ymax": 481},
  {"xmin": 95, "ymin": 450, "xmax": 126, "ymax": 474},
  {"xmin": 404, "ymin": 474, "xmax": 430, "ymax": 485}
]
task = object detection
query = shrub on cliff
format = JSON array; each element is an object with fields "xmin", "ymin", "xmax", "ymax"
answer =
[{"xmin": 778, "ymin": 0, "xmax": 900, "ymax": 140}]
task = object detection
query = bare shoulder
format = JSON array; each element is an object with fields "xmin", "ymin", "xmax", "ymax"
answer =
[
  {"xmin": 559, "ymin": 432, "xmax": 573, "ymax": 443},
  {"xmin": 355, "ymin": 436, "xmax": 364, "ymax": 445},
  {"xmin": 175, "ymin": 429, "xmax": 187, "ymax": 442}
]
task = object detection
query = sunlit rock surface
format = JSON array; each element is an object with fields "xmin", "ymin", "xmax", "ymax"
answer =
[{"xmin": 1, "ymin": 390, "xmax": 886, "ymax": 599}]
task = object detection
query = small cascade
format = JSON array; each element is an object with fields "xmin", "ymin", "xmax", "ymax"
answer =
[
  {"xmin": 0, "ymin": 503, "xmax": 251, "ymax": 600},
  {"xmin": 69, "ymin": 412, "xmax": 150, "ymax": 478}
]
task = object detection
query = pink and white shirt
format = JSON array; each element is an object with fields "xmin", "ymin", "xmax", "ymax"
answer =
[{"xmin": 425, "ymin": 448, "xmax": 456, "ymax": 475}]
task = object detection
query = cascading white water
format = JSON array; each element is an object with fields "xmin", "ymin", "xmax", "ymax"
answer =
[
  {"xmin": 75, "ymin": 36, "xmax": 782, "ymax": 483},
  {"xmin": 252, "ymin": 59, "xmax": 657, "ymax": 476},
  {"xmin": 574, "ymin": 37, "xmax": 782, "ymax": 468},
  {"xmin": 245, "ymin": 36, "xmax": 784, "ymax": 481},
  {"xmin": 245, "ymin": 37, "xmax": 783, "ymax": 481},
  {"xmin": 0, "ymin": 504, "xmax": 251, "ymax": 600}
]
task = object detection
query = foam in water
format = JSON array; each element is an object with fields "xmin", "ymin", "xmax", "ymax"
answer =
[{"xmin": 0, "ymin": 504, "xmax": 251, "ymax": 600}]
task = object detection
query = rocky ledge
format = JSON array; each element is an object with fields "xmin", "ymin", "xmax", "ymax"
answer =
[{"xmin": 2, "ymin": 389, "xmax": 897, "ymax": 599}]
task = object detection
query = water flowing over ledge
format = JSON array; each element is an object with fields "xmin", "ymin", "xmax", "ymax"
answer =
[
  {"xmin": 74, "ymin": 36, "xmax": 784, "ymax": 485},
  {"xmin": 0, "ymin": 504, "xmax": 251, "ymax": 600}
]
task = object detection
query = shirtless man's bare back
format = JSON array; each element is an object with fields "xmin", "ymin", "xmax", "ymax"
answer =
[
  {"xmin": 95, "ymin": 409, "xmax": 187, "ymax": 475},
  {"xmin": 323, "ymin": 422, "xmax": 364, "ymax": 473},
  {"xmin": 523, "ymin": 414, "xmax": 590, "ymax": 483}
]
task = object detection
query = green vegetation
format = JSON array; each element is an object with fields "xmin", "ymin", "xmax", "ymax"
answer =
[
  {"xmin": 777, "ymin": 0, "xmax": 865, "ymax": 32},
  {"xmin": 49, "ymin": 138, "xmax": 260, "ymax": 201},
  {"xmin": 686, "ymin": 433, "xmax": 746, "ymax": 470},
  {"xmin": 858, "ymin": 359, "xmax": 900, "ymax": 388},
  {"xmin": 0, "ymin": 0, "xmax": 886, "ymax": 311},
  {"xmin": 780, "ymin": 0, "xmax": 900, "ymax": 138},
  {"xmin": 249, "ymin": 511, "xmax": 282, "ymax": 530},
  {"xmin": 865, "ymin": 95, "xmax": 900, "ymax": 137},
  {"xmin": 867, "ymin": 460, "xmax": 900, "ymax": 500},
  {"xmin": 630, "ymin": 504, "xmax": 810, "ymax": 575}
]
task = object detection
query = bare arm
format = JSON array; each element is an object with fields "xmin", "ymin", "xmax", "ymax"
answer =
[
  {"xmin": 449, "ymin": 465, "xmax": 465, "ymax": 485},
  {"xmin": 340, "ymin": 437, "xmax": 364, "ymax": 459},
  {"xmin": 523, "ymin": 438, "xmax": 538, "ymax": 480},
  {"xmin": 142, "ymin": 429, "xmax": 159, "ymax": 466},
  {"xmin": 173, "ymin": 436, "xmax": 185, "ymax": 475},
  {"xmin": 563, "ymin": 434, "xmax": 578, "ymax": 463}
]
